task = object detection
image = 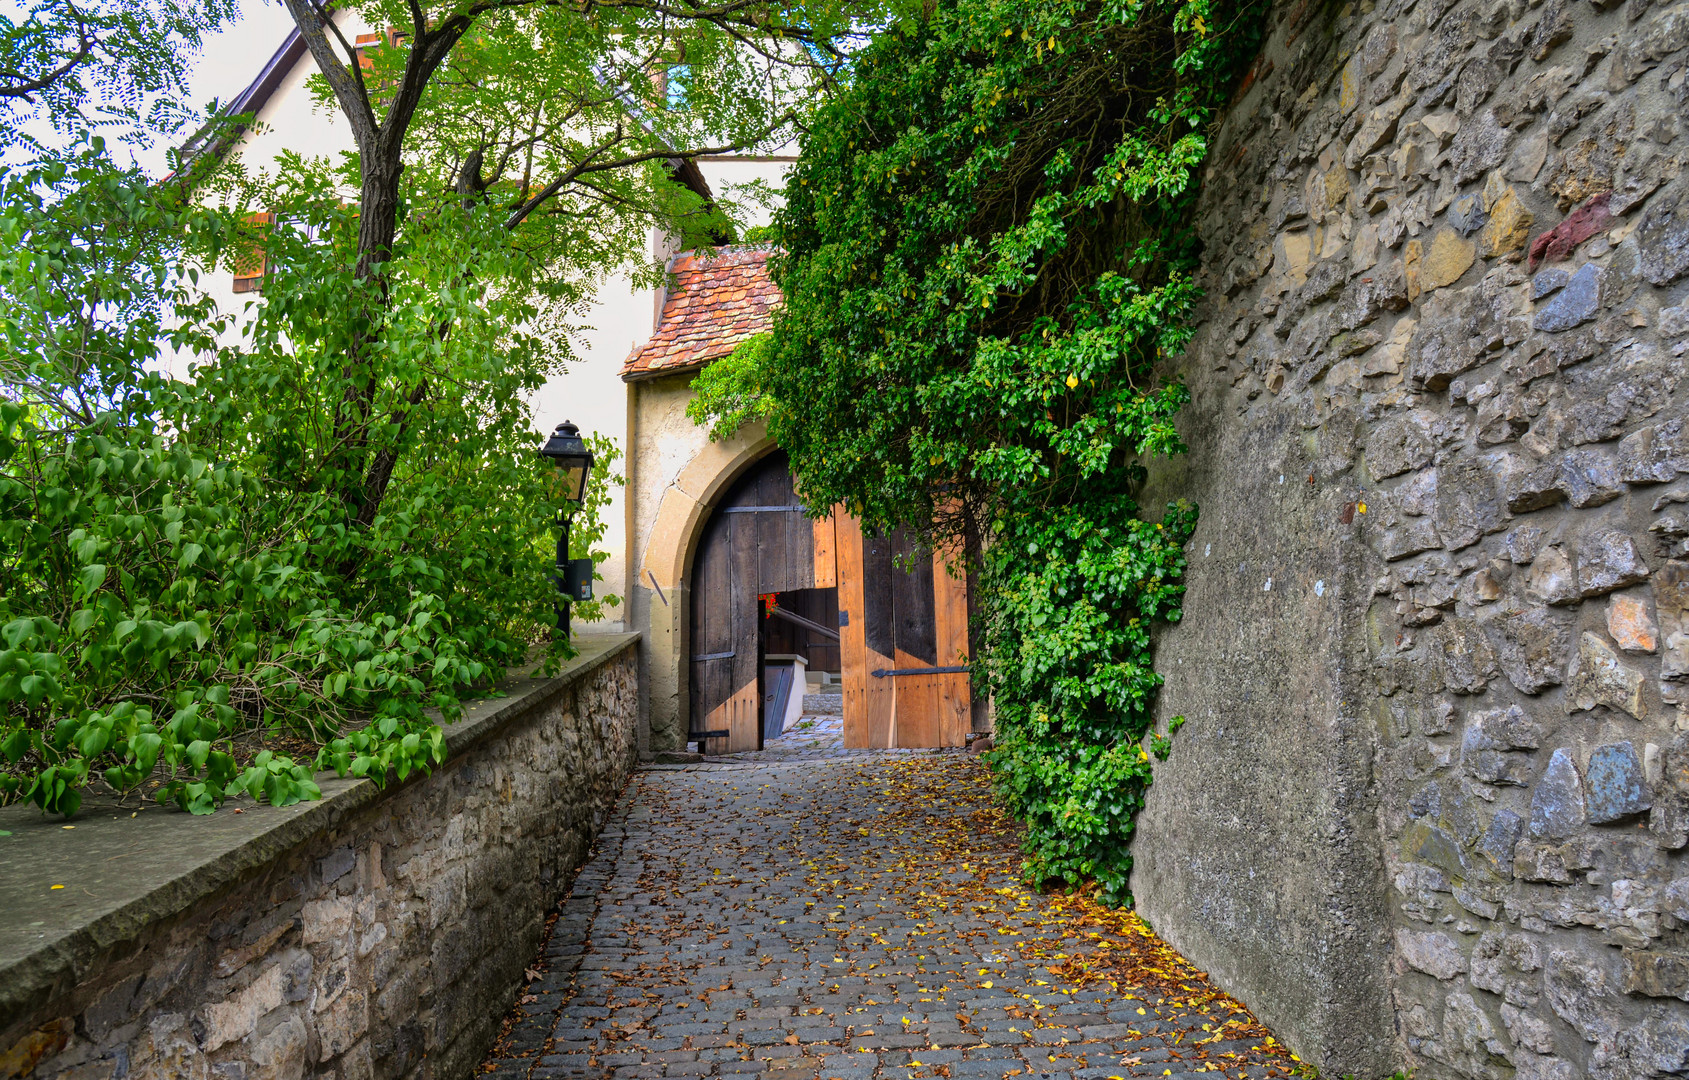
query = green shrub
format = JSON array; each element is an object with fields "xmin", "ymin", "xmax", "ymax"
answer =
[{"xmin": 0, "ymin": 147, "xmax": 618, "ymax": 816}]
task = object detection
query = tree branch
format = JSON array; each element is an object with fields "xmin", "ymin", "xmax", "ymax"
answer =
[
  {"xmin": 0, "ymin": 1, "xmax": 95, "ymax": 100},
  {"xmin": 504, "ymin": 109, "xmax": 794, "ymax": 230},
  {"xmin": 501, "ymin": 129, "xmax": 631, "ymax": 229},
  {"xmin": 277, "ymin": 0, "xmax": 379, "ymax": 156}
]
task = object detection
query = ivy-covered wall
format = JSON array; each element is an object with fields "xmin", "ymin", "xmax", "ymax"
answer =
[{"xmin": 1136, "ymin": 0, "xmax": 1689, "ymax": 1074}]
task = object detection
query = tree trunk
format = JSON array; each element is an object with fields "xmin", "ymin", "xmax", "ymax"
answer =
[
  {"xmin": 331, "ymin": 156, "xmax": 405, "ymax": 524},
  {"xmin": 354, "ymin": 158, "xmax": 402, "ymax": 284}
]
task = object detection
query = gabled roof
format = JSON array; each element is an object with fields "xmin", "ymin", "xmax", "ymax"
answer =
[
  {"xmin": 620, "ymin": 247, "xmax": 780, "ymax": 381},
  {"xmin": 173, "ymin": 26, "xmax": 308, "ymax": 174}
]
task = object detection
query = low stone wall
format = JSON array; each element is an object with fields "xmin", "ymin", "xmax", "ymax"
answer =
[
  {"xmin": 1136, "ymin": 0, "xmax": 1689, "ymax": 1074},
  {"xmin": 0, "ymin": 633, "xmax": 638, "ymax": 1080}
]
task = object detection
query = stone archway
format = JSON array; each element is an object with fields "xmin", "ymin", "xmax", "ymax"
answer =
[
  {"xmin": 631, "ymin": 419, "xmax": 972, "ymax": 754},
  {"xmin": 634, "ymin": 424, "xmax": 777, "ymax": 752}
]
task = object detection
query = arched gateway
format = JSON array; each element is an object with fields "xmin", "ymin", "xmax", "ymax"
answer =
[
  {"xmin": 685, "ymin": 450, "xmax": 972, "ymax": 753},
  {"xmin": 621, "ymin": 246, "xmax": 973, "ymax": 754}
]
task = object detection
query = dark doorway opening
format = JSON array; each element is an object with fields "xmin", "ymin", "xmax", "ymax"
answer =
[
  {"xmin": 759, "ymin": 586, "xmax": 840, "ymax": 741},
  {"xmin": 762, "ymin": 586, "xmax": 840, "ymax": 678}
]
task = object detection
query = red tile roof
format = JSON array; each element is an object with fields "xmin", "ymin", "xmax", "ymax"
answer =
[{"xmin": 620, "ymin": 247, "xmax": 781, "ymax": 381}]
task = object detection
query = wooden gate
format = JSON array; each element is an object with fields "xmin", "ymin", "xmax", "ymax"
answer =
[
  {"xmin": 688, "ymin": 452, "xmax": 829, "ymax": 753},
  {"xmin": 834, "ymin": 519, "xmax": 971, "ymax": 749},
  {"xmin": 688, "ymin": 451, "xmax": 971, "ymax": 753}
]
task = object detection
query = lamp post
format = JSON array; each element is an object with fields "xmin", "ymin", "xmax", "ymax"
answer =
[{"xmin": 538, "ymin": 420, "xmax": 596, "ymax": 639}]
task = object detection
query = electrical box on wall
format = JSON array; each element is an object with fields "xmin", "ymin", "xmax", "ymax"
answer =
[{"xmin": 561, "ymin": 558, "xmax": 594, "ymax": 602}]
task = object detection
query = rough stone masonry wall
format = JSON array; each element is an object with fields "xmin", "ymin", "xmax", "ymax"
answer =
[
  {"xmin": 1135, "ymin": 0, "xmax": 1689, "ymax": 1074},
  {"xmin": 2, "ymin": 644, "xmax": 637, "ymax": 1080}
]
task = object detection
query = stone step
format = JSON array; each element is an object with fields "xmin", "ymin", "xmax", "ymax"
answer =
[{"xmin": 801, "ymin": 691, "xmax": 844, "ymax": 715}]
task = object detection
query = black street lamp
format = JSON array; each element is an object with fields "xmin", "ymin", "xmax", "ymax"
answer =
[{"xmin": 539, "ymin": 420, "xmax": 596, "ymax": 638}]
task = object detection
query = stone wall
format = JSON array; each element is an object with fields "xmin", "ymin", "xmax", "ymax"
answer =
[
  {"xmin": 1136, "ymin": 0, "xmax": 1689, "ymax": 1073},
  {"xmin": 0, "ymin": 635, "xmax": 638, "ymax": 1080}
]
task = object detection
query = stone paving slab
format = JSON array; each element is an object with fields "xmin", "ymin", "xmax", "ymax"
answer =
[{"xmin": 476, "ymin": 744, "xmax": 1301, "ymax": 1080}]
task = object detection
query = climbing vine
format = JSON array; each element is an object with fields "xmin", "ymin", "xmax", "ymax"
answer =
[{"xmin": 690, "ymin": 0, "xmax": 1263, "ymax": 902}]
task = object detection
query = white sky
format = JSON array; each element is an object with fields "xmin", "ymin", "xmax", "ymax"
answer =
[
  {"xmin": 8, "ymin": 1, "xmax": 805, "ymax": 174},
  {"xmin": 152, "ymin": 0, "xmax": 300, "ymax": 173},
  {"xmin": 188, "ymin": 2, "xmax": 302, "ymax": 108},
  {"xmin": 2, "ymin": 0, "xmax": 298, "ymax": 172}
]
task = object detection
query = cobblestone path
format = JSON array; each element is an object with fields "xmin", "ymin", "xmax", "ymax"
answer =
[
  {"xmin": 478, "ymin": 748, "xmax": 1301, "ymax": 1080},
  {"xmin": 703, "ymin": 716, "xmax": 856, "ymax": 763}
]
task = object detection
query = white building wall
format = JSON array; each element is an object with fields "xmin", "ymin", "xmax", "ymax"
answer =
[{"xmin": 230, "ymin": 43, "xmax": 359, "ymax": 169}]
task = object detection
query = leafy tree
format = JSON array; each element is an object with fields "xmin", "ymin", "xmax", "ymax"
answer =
[
  {"xmin": 692, "ymin": 0, "xmax": 1263, "ymax": 902},
  {"xmin": 0, "ymin": 145, "xmax": 628, "ymax": 815},
  {"xmin": 1, "ymin": 0, "xmax": 871, "ymax": 815},
  {"xmin": 263, "ymin": 0, "xmax": 893, "ymax": 531},
  {"xmin": 0, "ymin": 0, "xmax": 236, "ymax": 153}
]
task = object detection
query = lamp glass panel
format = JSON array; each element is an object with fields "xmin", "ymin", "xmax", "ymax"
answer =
[{"xmin": 561, "ymin": 463, "xmax": 588, "ymax": 502}]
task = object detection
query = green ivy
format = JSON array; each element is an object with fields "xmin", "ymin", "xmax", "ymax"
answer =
[
  {"xmin": 691, "ymin": 0, "xmax": 1262, "ymax": 902},
  {"xmin": 981, "ymin": 495, "xmax": 1196, "ymax": 902}
]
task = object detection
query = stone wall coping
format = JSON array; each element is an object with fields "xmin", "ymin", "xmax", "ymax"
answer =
[{"xmin": 0, "ymin": 631, "xmax": 639, "ymax": 1027}]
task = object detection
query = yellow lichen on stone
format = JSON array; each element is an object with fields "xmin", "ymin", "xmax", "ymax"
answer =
[
  {"xmin": 1608, "ymin": 594, "xmax": 1659, "ymax": 654},
  {"xmin": 1274, "ymin": 230, "xmax": 1313, "ymax": 288},
  {"xmin": 1482, "ymin": 170, "xmax": 1509, "ymax": 212},
  {"xmin": 1339, "ymin": 55, "xmax": 1361, "ymax": 114},
  {"xmin": 1480, "ymin": 189, "xmax": 1535, "ymax": 258},
  {"xmin": 1421, "ymin": 227, "xmax": 1476, "ymax": 291},
  {"xmin": 1325, "ymin": 166, "xmax": 1351, "ymax": 211}
]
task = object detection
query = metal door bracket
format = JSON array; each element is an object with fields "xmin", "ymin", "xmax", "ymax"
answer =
[{"xmin": 870, "ymin": 665, "xmax": 971, "ymax": 678}]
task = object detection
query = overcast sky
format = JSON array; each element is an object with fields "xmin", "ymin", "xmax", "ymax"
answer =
[
  {"xmin": 152, "ymin": 0, "xmax": 299, "ymax": 173},
  {"xmin": 3, "ymin": 0, "xmax": 299, "ymax": 173}
]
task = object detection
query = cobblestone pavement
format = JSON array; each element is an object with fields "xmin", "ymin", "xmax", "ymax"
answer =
[
  {"xmin": 478, "ymin": 750, "xmax": 1300, "ymax": 1080},
  {"xmin": 713, "ymin": 716, "xmax": 851, "ymax": 762}
]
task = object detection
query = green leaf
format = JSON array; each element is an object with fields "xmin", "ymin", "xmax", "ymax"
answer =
[
  {"xmin": 78, "ymin": 564, "xmax": 108, "ymax": 594},
  {"xmin": 1, "ymin": 728, "xmax": 30, "ymax": 763}
]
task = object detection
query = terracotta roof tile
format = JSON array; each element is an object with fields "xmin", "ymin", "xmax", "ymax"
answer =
[{"xmin": 620, "ymin": 246, "xmax": 781, "ymax": 381}]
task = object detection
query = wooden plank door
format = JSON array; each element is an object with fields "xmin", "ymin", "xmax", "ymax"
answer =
[
  {"xmin": 932, "ymin": 545, "xmax": 972, "ymax": 748},
  {"xmin": 689, "ymin": 451, "xmax": 824, "ymax": 753},
  {"xmin": 887, "ymin": 528, "xmax": 940, "ymax": 748},
  {"xmin": 836, "ymin": 517, "xmax": 971, "ymax": 749},
  {"xmin": 812, "ymin": 515, "xmax": 838, "ymax": 588},
  {"xmin": 838, "ymin": 513, "xmax": 896, "ymax": 748},
  {"xmin": 692, "ymin": 454, "xmax": 972, "ymax": 753},
  {"xmin": 836, "ymin": 508, "xmax": 868, "ymax": 747},
  {"xmin": 725, "ymin": 497, "xmax": 765, "ymax": 752},
  {"xmin": 689, "ymin": 510, "xmax": 738, "ymax": 755}
]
